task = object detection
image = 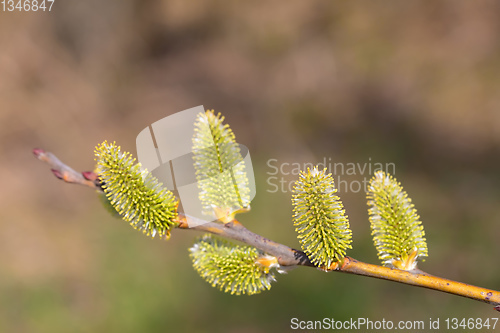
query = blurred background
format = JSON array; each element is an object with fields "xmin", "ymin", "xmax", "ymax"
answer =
[{"xmin": 2, "ymin": 1, "xmax": 500, "ymax": 332}]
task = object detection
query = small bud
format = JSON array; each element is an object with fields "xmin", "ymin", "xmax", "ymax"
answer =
[
  {"xmin": 51, "ymin": 169, "xmax": 63, "ymax": 180},
  {"xmin": 82, "ymin": 171, "xmax": 97, "ymax": 181},
  {"xmin": 256, "ymin": 255, "xmax": 279, "ymax": 274},
  {"xmin": 32, "ymin": 148, "xmax": 45, "ymax": 157}
]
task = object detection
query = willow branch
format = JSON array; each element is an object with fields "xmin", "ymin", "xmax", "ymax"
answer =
[{"xmin": 33, "ymin": 148, "xmax": 500, "ymax": 311}]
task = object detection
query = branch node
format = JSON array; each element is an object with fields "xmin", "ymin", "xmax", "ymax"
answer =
[{"xmin": 51, "ymin": 169, "xmax": 63, "ymax": 180}]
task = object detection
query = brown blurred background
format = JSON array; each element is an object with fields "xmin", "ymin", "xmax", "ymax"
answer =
[{"xmin": 2, "ymin": 1, "xmax": 500, "ymax": 332}]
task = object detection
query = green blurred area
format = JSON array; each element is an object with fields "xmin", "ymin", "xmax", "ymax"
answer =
[{"xmin": 2, "ymin": 1, "xmax": 500, "ymax": 332}]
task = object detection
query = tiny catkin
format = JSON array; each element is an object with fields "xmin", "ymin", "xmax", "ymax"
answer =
[
  {"xmin": 95, "ymin": 141, "xmax": 178, "ymax": 240},
  {"xmin": 367, "ymin": 170, "xmax": 428, "ymax": 270},
  {"xmin": 190, "ymin": 234, "xmax": 277, "ymax": 295},
  {"xmin": 192, "ymin": 110, "xmax": 250, "ymax": 222},
  {"xmin": 292, "ymin": 167, "xmax": 352, "ymax": 268}
]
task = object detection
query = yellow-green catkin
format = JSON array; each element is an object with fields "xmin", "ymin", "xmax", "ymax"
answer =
[
  {"xmin": 192, "ymin": 110, "xmax": 250, "ymax": 222},
  {"xmin": 292, "ymin": 167, "xmax": 352, "ymax": 268},
  {"xmin": 189, "ymin": 234, "xmax": 277, "ymax": 295},
  {"xmin": 95, "ymin": 141, "xmax": 178, "ymax": 239},
  {"xmin": 367, "ymin": 170, "xmax": 428, "ymax": 270}
]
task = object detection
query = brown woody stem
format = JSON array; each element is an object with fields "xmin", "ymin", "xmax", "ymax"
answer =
[
  {"xmin": 33, "ymin": 148, "xmax": 500, "ymax": 311},
  {"xmin": 340, "ymin": 257, "xmax": 500, "ymax": 307},
  {"xmin": 177, "ymin": 215, "xmax": 314, "ymax": 267}
]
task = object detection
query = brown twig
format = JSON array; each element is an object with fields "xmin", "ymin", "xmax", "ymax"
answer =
[
  {"xmin": 33, "ymin": 148, "xmax": 500, "ymax": 310},
  {"xmin": 178, "ymin": 216, "xmax": 315, "ymax": 267}
]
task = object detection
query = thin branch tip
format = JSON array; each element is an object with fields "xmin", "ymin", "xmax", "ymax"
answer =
[
  {"xmin": 33, "ymin": 148, "xmax": 45, "ymax": 157},
  {"xmin": 33, "ymin": 148, "xmax": 100, "ymax": 190}
]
